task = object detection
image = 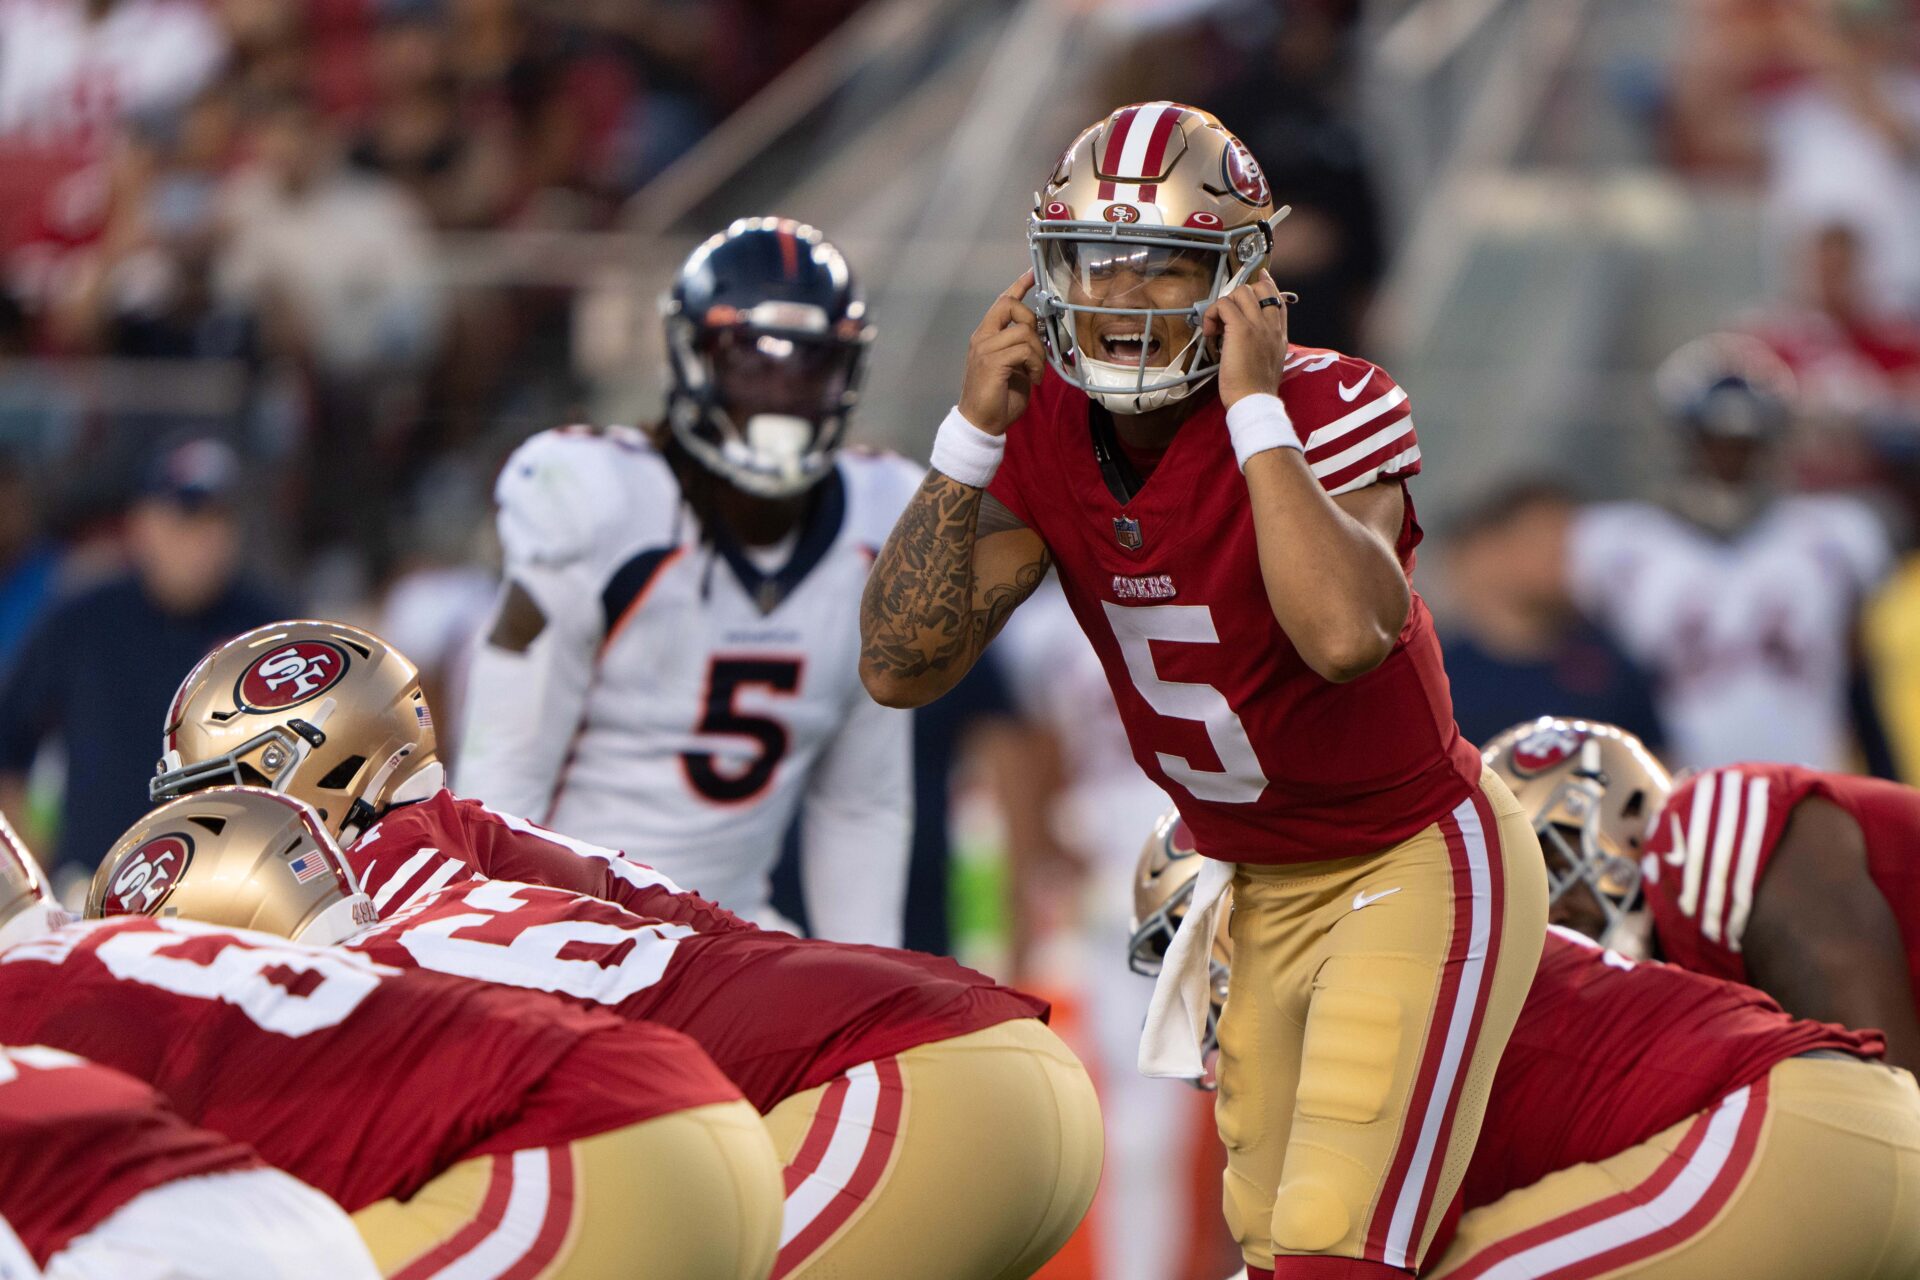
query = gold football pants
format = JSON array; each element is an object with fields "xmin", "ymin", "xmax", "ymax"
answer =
[
  {"xmin": 1429, "ymin": 1055, "xmax": 1920, "ymax": 1278},
  {"xmin": 1221, "ymin": 769, "xmax": 1547, "ymax": 1273},
  {"xmin": 351, "ymin": 1099, "xmax": 783, "ymax": 1279},
  {"xmin": 762, "ymin": 1018, "xmax": 1104, "ymax": 1280}
]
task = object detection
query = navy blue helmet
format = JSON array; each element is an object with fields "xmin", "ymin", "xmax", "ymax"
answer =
[
  {"xmin": 1654, "ymin": 333, "xmax": 1797, "ymax": 443},
  {"xmin": 661, "ymin": 217, "xmax": 874, "ymax": 497}
]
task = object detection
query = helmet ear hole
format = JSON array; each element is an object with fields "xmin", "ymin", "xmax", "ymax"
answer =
[
  {"xmin": 316, "ymin": 756, "xmax": 367, "ymax": 791},
  {"xmin": 187, "ymin": 816, "xmax": 227, "ymax": 836}
]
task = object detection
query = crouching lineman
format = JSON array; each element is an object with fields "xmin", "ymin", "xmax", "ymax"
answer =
[
  {"xmin": 1486, "ymin": 716, "xmax": 1920, "ymax": 1071},
  {"xmin": 1132, "ymin": 816, "xmax": 1920, "ymax": 1278},
  {"xmin": 106, "ymin": 779, "xmax": 1102, "ymax": 1280},
  {"xmin": 0, "ymin": 820, "xmax": 780, "ymax": 1279}
]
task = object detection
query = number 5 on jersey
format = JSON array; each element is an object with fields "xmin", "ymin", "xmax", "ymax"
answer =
[
  {"xmin": 681, "ymin": 657, "xmax": 804, "ymax": 804},
  {"xmin": 1102, "ymin": 603, "xmax": 1268, "ymax": 804}
]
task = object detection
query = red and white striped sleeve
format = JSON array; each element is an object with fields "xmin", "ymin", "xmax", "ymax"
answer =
[
  {"xmin": 1641, "ymin": 765, "xmax": 1795, "ymax": 980},
  {"xmin": 1281, "ymin": 351, "xmax": 1421, "ymax": 496}
]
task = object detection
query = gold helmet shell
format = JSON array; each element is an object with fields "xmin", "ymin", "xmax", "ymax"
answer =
[
  {"xmin": 1129, "ymin": 809, "xmax": 1231, "ymax": 1086},
  {"xmin": 89, "ymin": 786, "xmax": 374, "ymax": 944},
  {"xmin": 152, "ymin": 620, "xmax": 442, "ymax": 843},
  {"xmin": 1483, "ymin": 717, "xmax": 1673, "ymax": 949},
  {"xmin": 0, "ymin": 811, "xmax": 58, "ymax": 949},
  {"xmin": 1029, "ymin": 101, "xmax": 1283, "ymax": 414}
]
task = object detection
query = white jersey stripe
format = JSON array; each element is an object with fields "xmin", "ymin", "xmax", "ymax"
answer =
[
  {"xmin": 1303, "ymin": 384, "xmax": 1409, "ymax": 450},
  {"xmin": 780, "ymin": 1063, "xmax": 881, "ymax": 1248},
  {"xmin": 434, "ymin": 1150, "xmax": 554, "ymax": 1280},
  {"xmin": 1326, "ymin": 446, "xmax": 1423, "ymax": 496},
  {"xmin": 1725, "ymin": 775, "xmax": 1772, "ymax": 953},
  {"xmin": 1701, "ymin": 770, "xmax": 1745, "ymax": 944},
  {"xmin": 1678, "ymin": 771, "xmax": 1718, "ymax": 920},
  {"xmin": 1309, "ymin": 420, "xmax": 1416, "ymax": 479},
  {"xmin": 1383, "ymin": 793, "xmax": 1493, "ymax": 1268},
  {"xmin": 372, "ymin": 850, "xmax": 440, "ymax": 911},
  {"xmin": 1462, "ymin": 1087, "xmax": 1751, "ymax": 1279},
  {"xmin": 475, "ymin": 801, "xmax": 685, "ymax": 896},
  {"xmin": 396, "ymin": 858, "xmax": 466, "ymax": 914}
]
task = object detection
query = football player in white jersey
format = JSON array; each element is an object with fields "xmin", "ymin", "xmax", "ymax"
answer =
[
  {"xmin": 457, "ymin": 218, "xmax": 920, "ymax": 943},
  {"xmin": 1562, "ymin": 332, "xmax": 1893, "ymax": 771}
]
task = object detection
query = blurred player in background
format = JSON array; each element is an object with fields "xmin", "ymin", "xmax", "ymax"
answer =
[
  {"xmin": 1131, "ymin": 821, "xmax": 1920, "ymax": 1279},
  {"xmin": 1489, "ymin": 715, "xmax": 1920, "ymax": 1073},
  {"xmin": 0, "ymin": 1045, "xmax": 377, "ymax": 1280},
  {"xmin": 111, "ymin": 776, "xmax": 1102, "ymax": 1279},
  {"xmin": 858, "ymin": 102, "xmax": 1546, "ymax": 1278},
  {"xmin": 458, "ymin": 217, "xmax": 918, "ymax": 943},
  {"xmin": 1561, "ymin": 334, "xmax": 1892, "ymax": 772}
]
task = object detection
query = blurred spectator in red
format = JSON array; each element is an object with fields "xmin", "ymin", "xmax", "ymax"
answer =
[{"xmin": 1435, "ymin": 481, "xmax": 1667, "ymax": 752}]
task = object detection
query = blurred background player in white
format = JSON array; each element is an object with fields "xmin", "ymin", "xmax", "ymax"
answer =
[
  {"xmin": 458, "ymin": 218, "xmax": 918, "ymax": 944},
  {"xmin": 1561, "ymin": 332, "xmax": 1894, "ymax": 772}
]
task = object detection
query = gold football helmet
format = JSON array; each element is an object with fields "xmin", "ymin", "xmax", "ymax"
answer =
[
  {"xmin": 89, "ymin": 786, "xmax": 374, "ymax": 944},
  {"xmin": 152, "ymin": 620, "xmax": 442, "ymax": 843},
  {"xmin": 1129, "ymin": 809, "xmax": 1231, "ymax": 1088},
  {"xmin": 1030, "ymin": 101, "xmax": 1286, "ymax": 413},
  {"xmin": 0, "ymin": 811, "xmax": 59, "ymax": 949},
  {"xmin": 1483, "ymin": 717, "xmax": 1673, "ymax": 950}
]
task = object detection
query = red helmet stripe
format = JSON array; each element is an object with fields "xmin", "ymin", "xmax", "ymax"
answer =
[
  {"xmin": 1134, "ymin": 106, "xmax": 1182, "ymax": 203},
  {"xmin": 1096, "ymin": 104, "xmax": 1142, "ymax": 201}
]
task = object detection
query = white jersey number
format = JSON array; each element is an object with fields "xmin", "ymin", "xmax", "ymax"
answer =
[
  {"xmin": 1101, "ymin": 602, "xmax": 1269, "ymax": 804},
  {"xmin": 93, "ymin": 922, "xmax": 386, "ymax": 1036},
  {"xmin": 389, "ymin": 880, "xmax": 692, "ymax": 1005}
]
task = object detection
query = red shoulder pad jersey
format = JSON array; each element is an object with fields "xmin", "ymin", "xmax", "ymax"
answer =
[
  {"xmin": 347, "ymin": 791, "xmax": 1049, "ymax": 1111},
  {"xmin": 985, "ymin": 352, "xmax": 1481, "ymax": 861},
  {"xmin": 0, "ymin": 918, "xmax": 737, "ymax": 1210},
  {"xmin": 1641, "ymin": 763, "xmax": 1920, "ymax": 1021},
  {"xmin": 1460, "ymin": 928, "xmax": 1879, "ymax": 1214},
  {"xmin": 0, "ymin": 1045, "xmax": 261, "ymax": 1265}
]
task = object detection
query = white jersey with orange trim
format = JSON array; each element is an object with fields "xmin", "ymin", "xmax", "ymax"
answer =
[
  {"xmin": 458, "ymin": 426, "xmax": 920, "ymax": 943},
  {"xmin": 1567, "ymin": 494, "xmax": 1890, "ymax": 770}
]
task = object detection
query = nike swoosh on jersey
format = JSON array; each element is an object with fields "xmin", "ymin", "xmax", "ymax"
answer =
[
  {"xmin": 1351, "ymin": 886, "xmax": 1402, "ymax": 911},
  {"xmin": 1337, "ymin": 368, "xmax": 1376, "ymax": 402}
]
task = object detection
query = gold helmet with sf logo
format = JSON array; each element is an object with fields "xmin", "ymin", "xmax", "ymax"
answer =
[
  {"xmin": 152, "ymin": 620, "xmax": 442, "ymax": 844},
  {"xmin": 1029, "ymin": 101, "xmax": 1284, "ymax": 414},
  {"xmin": 89, "ymin": 786, "xmax": 375, "ymax": 944}
]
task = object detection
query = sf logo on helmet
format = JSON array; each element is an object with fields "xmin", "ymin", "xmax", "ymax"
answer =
[
  {"xmin": 236, "ymin": 642, "xmax": 349, "ymax": 712},
  {"xmin": 104, "ymin": 835, "xmax": 193, "ymax": 916},
  {"xmin": 1511, "ymin": 725, "xmax": 1587, "ymax": 775}
]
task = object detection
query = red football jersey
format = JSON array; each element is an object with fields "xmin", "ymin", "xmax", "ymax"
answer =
[
  {"xmin": 347, "ymin": 791, "xmax": 1050, "ymax": 1111},
  {"xmin": 1640, "ymin": 763, "xmax": 1920, "ymax": 1021},
  {"xmin": 0, "ymin": 917, "xmax": 738, "ymax": 1210},
  {"xmin": 986, "ymin": 354, "xmax": 1482, "ymax": 861},
  {"xmin": 0, "ymin": 1045, "xmax": 261, "ymax": 1264},
  {"xmin": 1461, "ymin": 928, "xmax": 1880, "ymax": 1212}
]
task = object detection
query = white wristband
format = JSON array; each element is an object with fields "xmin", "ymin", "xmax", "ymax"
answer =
[
  {"xmin": 929, "ymin": 406, "xmax": 1006, "ymax": 488},
  {"xmin": 1225, "ymin": 393, "xmax": 1304, "ymax": 470}
]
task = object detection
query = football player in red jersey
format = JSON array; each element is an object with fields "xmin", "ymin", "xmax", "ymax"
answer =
[
  {"xmin": 143, "ymin": 623, "xmax": 1102, "ymax": 1280},
  {"xmin": 1486, "ymin": 716, "xmax": 1920, "ymax": 1072},
  {"xmin": 1131, "ymin": 819, "xmax": 1920, "ymax": 1278},
  {"xmin": 858, "ymin": 101, "xmax": 1548, "ymax": 1276},
  {"xmin": 0, "ymin": 1045, "xmax": 380, "ymax": 1280},
  {"xmin": 0, "ymin": 818, "xmax": 780, "ymax": 1279}
]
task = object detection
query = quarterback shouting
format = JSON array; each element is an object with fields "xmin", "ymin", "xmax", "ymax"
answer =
[{"xmin": 858, "ymin": 102, "xmax": 1548, "ymax": 1276}]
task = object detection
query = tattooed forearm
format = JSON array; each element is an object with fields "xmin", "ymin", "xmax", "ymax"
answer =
[{"xmin": 859, "ymin": 474, "xmax": 1049, "ymax": 706}]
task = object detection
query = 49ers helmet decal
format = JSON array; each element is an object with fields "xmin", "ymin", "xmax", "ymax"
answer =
[{"xmin": 1028, "ymin": 102, "xmax": 1286, "ymax": 414}]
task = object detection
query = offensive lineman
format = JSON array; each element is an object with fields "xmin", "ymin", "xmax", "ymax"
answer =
[
  {"xmin": 858, "ymin": 102, "xmax": 1547, "ymax": 1276},
  {"xmin": 457, "ymin": 217, "xmax": 919, "ymax": 943},
  {"xmin": 1131, "ymin": 821, "xmax": 1920, "ymax": 1278},
  {"xmin": 1486, "ymin": 716, "xmax": 1920, "ymax": 1072},
  {"xmin": 0, "ymin": 814, "xmax": 779, "ymax": 1279},
  {"xmin": 145, "ymin": 622, "xmax": 1102, "ymax": 1280}
]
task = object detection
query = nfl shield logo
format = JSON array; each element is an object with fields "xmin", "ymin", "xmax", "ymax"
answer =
[{"xmin": 1113, "ymin": 515, "xmax": 1143, "ymax": 551}]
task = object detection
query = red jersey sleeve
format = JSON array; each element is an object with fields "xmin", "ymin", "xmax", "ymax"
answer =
[
  {"xmin": 985, "ymin": 410, "xmax": 1037, "ymax": 526},
  {"xmin": 1642, "ymin": 764, "xmax": 1806, "ymax": 983},
  {"xmin": 1281, "ymin": 350, "xmax": 1420, "ymax": 496}
]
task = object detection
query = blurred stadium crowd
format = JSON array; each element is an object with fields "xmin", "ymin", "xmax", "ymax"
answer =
[{"xmin": 0, "ymin": 0, "xmax": 1918, "ymax": 1276}]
